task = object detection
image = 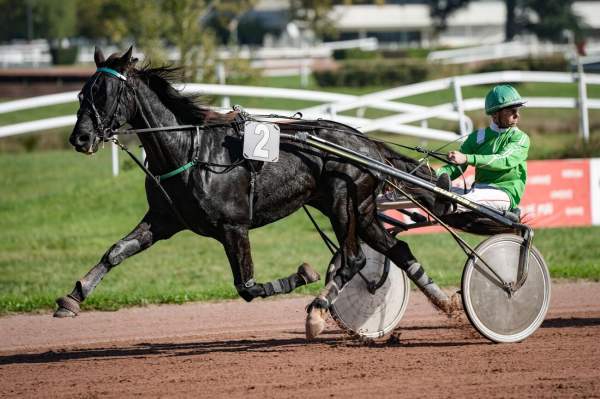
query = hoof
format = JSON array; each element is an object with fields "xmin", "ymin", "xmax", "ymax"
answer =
[
  {"xmin": 54, "ymin": 295, "xmax": 80, "ymax": 318},
  {"xmin": 433, "ymin": 292, "xmax": 463, "ymax": 316},
  {"xmin": 305, "ymin": 299, "xmax": 328, "ymax": 340},
  {"xmin": 53, "ymin": 307, "xmax": 77, "ymax": 318},
  {"xmin": 298, "ymin": 263, "xmax": 320, "ymax": 284}
]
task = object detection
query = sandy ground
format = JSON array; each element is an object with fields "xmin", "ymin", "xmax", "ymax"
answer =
[{"xmin": 1, "ymin": 281, "xmax": 599, "ymax": 398}]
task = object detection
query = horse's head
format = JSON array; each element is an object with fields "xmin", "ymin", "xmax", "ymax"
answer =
[{"xmin": 70, "ymin": 46, "xmax": 138, "ymax": 154}]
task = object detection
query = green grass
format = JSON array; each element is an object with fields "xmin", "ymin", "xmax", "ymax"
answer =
[{"xmin": 1, "ymin": 150, "xmax": 599, "ymax": 314}]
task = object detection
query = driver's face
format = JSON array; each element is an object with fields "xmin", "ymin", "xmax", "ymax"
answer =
[{"xmin": 493, "ymin": 106, "xmax": 520, "ymax": 128}]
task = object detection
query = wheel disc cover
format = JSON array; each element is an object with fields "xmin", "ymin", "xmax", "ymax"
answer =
[
  {"xmin": 463, "ymin": 234, "xmax": 551, "ymax": 343},
  {"xmin": 329, "ymin": 243, "xmax": 410, "ymax": 339}
]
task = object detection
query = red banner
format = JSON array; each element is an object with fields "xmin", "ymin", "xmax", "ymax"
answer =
[{"xmin": 520, "ymin": 159, "xmax": 591, "ymax": 227}]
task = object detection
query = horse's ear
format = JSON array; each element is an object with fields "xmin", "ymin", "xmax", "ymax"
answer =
[
  {"xmin": 120, "ymin": 46, "xmax": 133, "ymax": 64},
  {"xmin": 94, "ymin": 46, "xmax": 105, "ymax": 67}
]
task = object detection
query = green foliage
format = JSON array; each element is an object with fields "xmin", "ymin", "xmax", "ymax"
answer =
[
  {"xmin": 476, "ymin": 56, "xmax": 569, "ymax": 73},
  {"xmin": 49, "ymin": 46, "xmax": 79, "ymax": 65},
  {"xmin": 427, "ymin": 0, "xmax": 586, "ymax": 42},
  {"xmin": 0, "ymin": 0, "xmax": 76, "ymax": 43},
  {"xmin": 162, "ymin": 0, "xmax": 213, "ymax": 82},
  {"xmin": 332, "ymin": 48, "xmax": 380, "ymax": 61},
  {"xmin": 428, "ymin": 0, "xmax": 470, "ymax": 33},
  {"xmin": 314, "ymin": 60, "xmax": 430, "ymax": 87},
  {"xmin": 207, "ymin": 0, "xmax": 257, "ymax": 46},
  {"xmin": 36, "ymin": 0, "xmax": 77, "ymax": 42},
  {"xmin": 524, "ymin": 0, "xmax": 584, "ymax": 42},
  {"xmin": 314, "ymin": 55, "xmax": 571, "ymax": 88},
  {"xmin": 289, "ymin": 0, "xmax": 337, "ymax": 39}
]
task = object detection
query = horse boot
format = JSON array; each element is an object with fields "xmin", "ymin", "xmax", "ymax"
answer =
[
  {"xmin": 261, "ymin": 263, "xmax": 321, "ymax": 297},
  {"xmin": 433, "ymin": 172, "xmax": 454, "ymax": 216},
  {"xmin": 405, "ymin": 261, "xmax": 461, "ymax": 315}
]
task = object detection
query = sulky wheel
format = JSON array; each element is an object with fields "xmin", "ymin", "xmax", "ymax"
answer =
[
  {"xmin": 326, "ymin": 242, "xmax": 410, "ymax": 339},
  {"xmin": 462, "ymin": 234, "xmax": 551, "ymax": 343}
]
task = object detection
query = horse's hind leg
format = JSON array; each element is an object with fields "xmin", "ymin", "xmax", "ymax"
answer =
[
  {"xmin": 54, "ymin": 211, "xmax": 180, "ymax": 317},
  {"xmin": 219, "ymin": 224, "xmax": 320, "ymax": 303},
  {"xmin": 357, "ymin": 199, "xmax": 460, "ymax": 315}
]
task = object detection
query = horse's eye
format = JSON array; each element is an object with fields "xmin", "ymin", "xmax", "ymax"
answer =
[{"xmin": 78, "ymin": 92, "xmax": 84, "ymax": 104}]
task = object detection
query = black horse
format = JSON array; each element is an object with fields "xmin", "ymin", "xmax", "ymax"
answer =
[{"xmin": 57, "ymin": 47, "xmax": 459, "ymax": 339}]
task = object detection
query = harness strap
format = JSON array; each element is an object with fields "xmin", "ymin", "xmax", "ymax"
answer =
[
  {"xmin": 159, "ymin": 160, "xmax": 197, "ymax": 181},
  {"xmin": 97, "ymin": 67, "xmax": 127, "ymax": 81}
]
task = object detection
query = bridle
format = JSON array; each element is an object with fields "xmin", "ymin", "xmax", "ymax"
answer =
[{"xmin": 78, "ymin": 67, "xmax": 131, "ymax": 142}]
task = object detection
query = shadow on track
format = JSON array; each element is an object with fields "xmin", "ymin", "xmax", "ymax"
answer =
[
  {"xmin": 541, "ymin": 317, "xmax": 600, "ymax": 328},
  {"xmin": 0, "ymin": 337, "xmax": 334, "ymax": 366}
]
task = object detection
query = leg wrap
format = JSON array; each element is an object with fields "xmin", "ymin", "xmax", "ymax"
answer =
[
  {"xmin": 262, "ymin": 273, "xmax": 305, "ymax": 296},
  {"xmin": 404, "ymin": 261, "xmax": 450, "ymax": 307},
  {"xmin": 404, "ymin": 261, "xmax": 434, "ymax": 288},
  {"xmin": 244, "ymin": 263, "xmax": 321, "ymax": 299}
]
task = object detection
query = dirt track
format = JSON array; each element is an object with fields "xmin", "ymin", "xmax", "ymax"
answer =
[{"xmin": 1, "ymin": 282, "xmax": 599, "ymax": 398}]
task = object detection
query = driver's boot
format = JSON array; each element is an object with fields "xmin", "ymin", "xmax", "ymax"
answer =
[
  {"xmin": 405, "ymin": 261, "xmax": 461, "ymax": 314},
  {"xmin": 433, "ymin": 173, "xmax": 454, "ymax": 216}
]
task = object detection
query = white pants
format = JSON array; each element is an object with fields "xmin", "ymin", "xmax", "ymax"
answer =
[{"xmin": 451, "ymin": 184, "xmax": 511, "ymax": 213}]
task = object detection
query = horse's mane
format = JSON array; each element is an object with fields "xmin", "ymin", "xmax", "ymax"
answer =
[{"xmin": 134, "ymin": 65, "xmax": 236, "ymax": 125}]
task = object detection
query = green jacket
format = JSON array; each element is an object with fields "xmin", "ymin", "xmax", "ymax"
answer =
[{"xmin": 436, "ymin": 125, "xmax": 530, "ymax": 208}]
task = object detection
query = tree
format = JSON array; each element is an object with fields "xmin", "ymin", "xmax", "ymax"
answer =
[
  {"xmin": 208, "ymin": 0, "xmax": 256, "ymax": 46},
  {"xmin": 427, "ymin": 0, "xmax": 585, "ymax": 43},
  {"xmin": 289, "ymin": 0, "xmax": 337, "ymax": 39},
  {"xmin": 428, "ymin": 0, "xmax": 470, "ymax": 34},
  {"xmin": 162, "ymin": 0, "xmax": 215, "ymax": 82},
  {"xmin": 289, "ymin": 0, "xmax": 385, "ymax": 41},
  {"xmin": 0, "ymin": 0, "xmax": 76, "ymax": 45},
  {"xmin": 524, "ymin": 0, "xmax": 584, "ymax": 43}
]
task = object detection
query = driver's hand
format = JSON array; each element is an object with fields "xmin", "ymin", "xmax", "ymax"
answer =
[{"xmin": 447, "ymin": 151, "xmax": 467, "ymax": 165}]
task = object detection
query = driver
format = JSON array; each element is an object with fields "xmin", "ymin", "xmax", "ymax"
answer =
[{"xmin": 437, "ymin": 84, "xmax": 530, "ymax": 213}]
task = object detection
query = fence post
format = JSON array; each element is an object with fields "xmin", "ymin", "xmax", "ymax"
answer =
[
  {"xmin": 112, "ymin": 135, "xmax": 119, "ymax": 176},
  {"xmin": 300, "ymin": 59, "xmax": 310, "ymax": 88},
  {"xmin": 452, "ymin": 78, "xmax": 468, "ymax": 136},
  {"xmin": 576, "ymin": 56, "xmax": 590, "ymax": 142},
  {"xmin": 216, "ymin": 62, "xmax": 230, "ymax": 109}
]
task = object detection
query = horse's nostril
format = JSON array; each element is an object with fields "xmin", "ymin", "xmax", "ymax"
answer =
[{"xmin": 77, "ymin": 134, "xmax": 91, "ymax": 145}]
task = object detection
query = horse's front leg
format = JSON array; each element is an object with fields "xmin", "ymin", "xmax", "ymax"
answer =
[
  {"xmin": 305, "ymin": 178, "xmax": 366, "ymax": 340},
  {"xmin": 220, "ymin": 224, "xmax": 320, "ymax": 302},
  {"xmin": 54, "ymin": 212, "xmax": 180, "ymax": 317}
]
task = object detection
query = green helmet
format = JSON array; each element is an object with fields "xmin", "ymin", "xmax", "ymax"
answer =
[{"xmin": 484, "ymin": 84, "xmax": 526, "ymax": 115}]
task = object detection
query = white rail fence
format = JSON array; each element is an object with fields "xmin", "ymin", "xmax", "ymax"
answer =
[{"xmin": 1, "ymin": 70, "xmax": 598, "ymax": 176}]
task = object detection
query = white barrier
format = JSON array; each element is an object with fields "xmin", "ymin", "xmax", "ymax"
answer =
[{"xmin": 1, "ymin": 70, "xmax": 599, "ymax": 175}]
